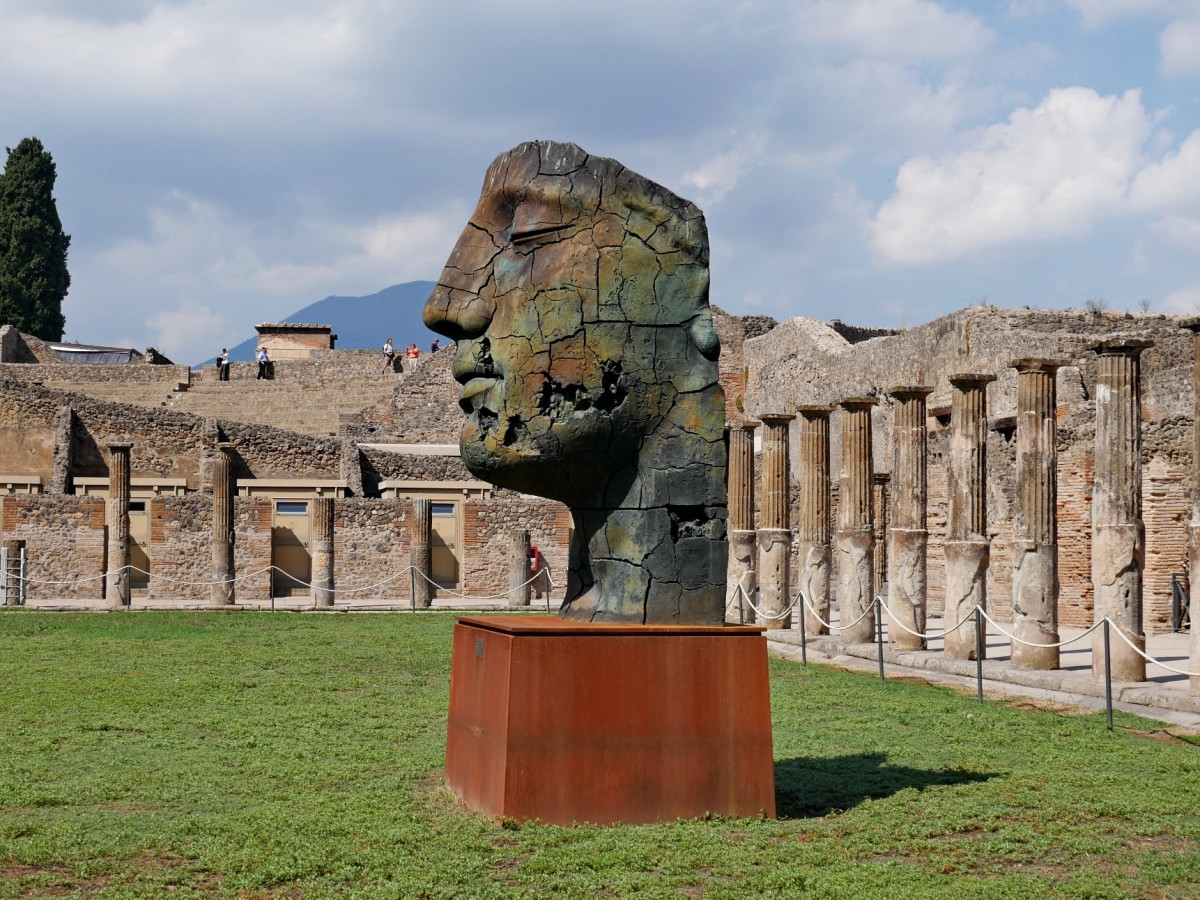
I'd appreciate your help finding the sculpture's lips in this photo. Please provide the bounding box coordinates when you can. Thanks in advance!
[459,376,499,405]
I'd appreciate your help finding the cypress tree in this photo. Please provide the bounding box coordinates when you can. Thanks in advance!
[0,137,70,341]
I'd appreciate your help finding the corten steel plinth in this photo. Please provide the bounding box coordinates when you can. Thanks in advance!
[757,414,794,630]
[1010,360,1065,669]
[1185,319,1200,694]
[1089,340,1151,683]
[509,528,531,607]
[411,498,433,608]
[944,374,996,661]
[887,387,932,650]
[797,407,832,636]
[837,398,877,643]
[726,421,759,623]
[211,442,236,606]
[445,616,776,826]
[105,441,132,609]
[311,497,335,608]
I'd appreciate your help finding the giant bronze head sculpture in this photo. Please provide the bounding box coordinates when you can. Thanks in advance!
[423,141,727,623]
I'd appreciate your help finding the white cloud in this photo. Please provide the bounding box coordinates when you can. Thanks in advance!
[794,0,993,60]
[1150,214,1200,250]
[1160,15,1200,75]
[682,135,767,205]
[1131,131,1200,208]
[148,303,234,362]
[1162,284,1200,311]
[872,87,1153,264]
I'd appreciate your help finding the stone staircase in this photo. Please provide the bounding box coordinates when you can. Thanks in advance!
[162,374,404,435]
[43,378,190,407]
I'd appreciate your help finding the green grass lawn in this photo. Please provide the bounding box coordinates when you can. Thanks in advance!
[1,612,1198,899]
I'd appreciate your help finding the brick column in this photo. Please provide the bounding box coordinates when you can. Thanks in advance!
[1088,339,1152,682]
[1184,320,1200,694]
[311,497,335,608]
[509,528,531,607]
[211,442,236,606]
[726,421,759,622]
[797,407,832,635]
[411,498,433,609]
[887,386,933,650]
[105,441,132,609]
[1010,359,1064,669]
[944,373,996,661]
[757,414,794,630]
[837,398,877,643]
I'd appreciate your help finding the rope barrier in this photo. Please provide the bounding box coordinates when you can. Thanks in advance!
[976,607,1106,649]
[873,595,985,640]
[9,562,557,603]
[1107,623,1200,678]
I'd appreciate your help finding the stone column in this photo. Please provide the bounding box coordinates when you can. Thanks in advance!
[311,497,335,608]
[105,441,133,609]
[757,414,794,630]
[1010,359,1064,669]
[509,528,531,607]
[944,374,996,661]
[797,407,832,635]
[1089,340,1152,682]
[836,398,878,643]
[411,498,433,609]
[1185,320,1200,694]
[726,421,759,622]
[872,475,890,600]
[211,442,236,606]
[887,386,933,650]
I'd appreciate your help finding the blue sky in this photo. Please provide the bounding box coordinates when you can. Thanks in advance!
[3,0,1200,362]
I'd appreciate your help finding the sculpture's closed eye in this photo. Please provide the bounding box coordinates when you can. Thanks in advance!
[510,224,568,245]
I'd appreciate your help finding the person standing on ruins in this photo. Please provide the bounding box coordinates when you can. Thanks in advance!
[406,342,420,360]
[381,337,395,373]
[217,348,230,381]
[430,337,440,353]
[256,346,270,380]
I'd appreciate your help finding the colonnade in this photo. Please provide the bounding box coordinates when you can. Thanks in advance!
[726,331,1200,690]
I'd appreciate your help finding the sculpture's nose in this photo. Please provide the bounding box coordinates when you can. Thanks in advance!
[422,220,500,340]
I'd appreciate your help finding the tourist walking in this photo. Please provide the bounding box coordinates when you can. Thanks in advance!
[430,337,440,353]
[381,337,396,373]
[256,346,270,380]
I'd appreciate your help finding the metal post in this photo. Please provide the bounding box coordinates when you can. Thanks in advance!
[798,591,808,666]
[738,583,745,625]
[410,568,416,612]
[19,547,26,605]
[1,547,7,607]
[1103,619,1114,731]
[876,595,886,682]
[975,607,984,705]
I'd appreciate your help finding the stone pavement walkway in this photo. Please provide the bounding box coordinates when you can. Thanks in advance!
[766,613,1200,729]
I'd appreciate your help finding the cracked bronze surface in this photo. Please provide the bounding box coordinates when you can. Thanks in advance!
[424,141,727,623]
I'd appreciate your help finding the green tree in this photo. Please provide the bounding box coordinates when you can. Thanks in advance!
[0,137,69,340]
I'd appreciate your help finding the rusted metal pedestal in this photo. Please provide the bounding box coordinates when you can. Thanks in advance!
[445,616,776,826]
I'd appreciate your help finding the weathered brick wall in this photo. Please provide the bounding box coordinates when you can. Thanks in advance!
[1,495,106,600]
[234,498,273,604]
[712,307,777,421]
[461,492,572,604]
[146,495,211,602]
[333,498,412,604]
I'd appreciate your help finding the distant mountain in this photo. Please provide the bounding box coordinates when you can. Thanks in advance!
[214,281,441,364]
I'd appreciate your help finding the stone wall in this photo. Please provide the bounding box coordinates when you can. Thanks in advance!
[712,307,776,421]
[1,494,106,600]
[344,346,464,443]
[146,495,211,603]
[746,306,1194,634]
[461,491,572,604]
[333,498,412,603]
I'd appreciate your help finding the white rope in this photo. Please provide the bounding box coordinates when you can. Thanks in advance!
[977,607,1107,648]
[1106,622,1200,677]
[875,595,979,640]
[12,562,556,603]
[796,590,876,632]
[727,583,801,622]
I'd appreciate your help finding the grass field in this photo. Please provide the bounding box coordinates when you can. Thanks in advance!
[1,611,1199,899]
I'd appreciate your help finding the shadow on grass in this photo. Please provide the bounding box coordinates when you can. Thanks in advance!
[775,753,1000,819]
